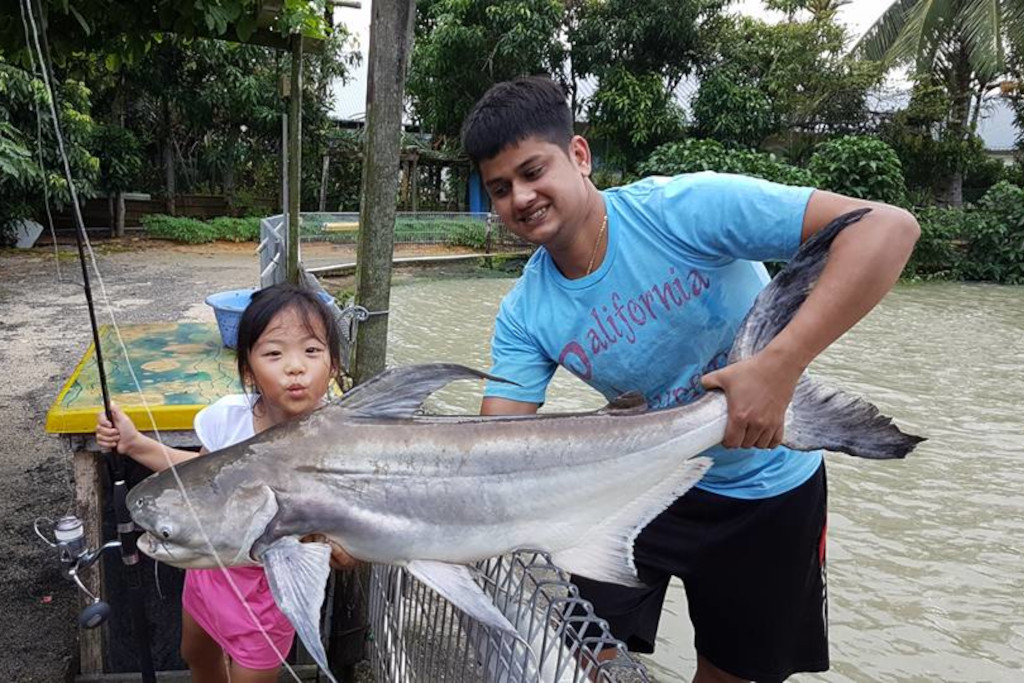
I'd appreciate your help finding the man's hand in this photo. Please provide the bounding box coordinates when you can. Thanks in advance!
[96,402,141,455]
[300,533,360,571]
[701,348,804,450]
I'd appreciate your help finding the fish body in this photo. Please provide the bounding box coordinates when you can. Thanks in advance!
[128,209,923,681]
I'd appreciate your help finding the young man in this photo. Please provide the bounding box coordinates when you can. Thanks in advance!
[462,76,919,682]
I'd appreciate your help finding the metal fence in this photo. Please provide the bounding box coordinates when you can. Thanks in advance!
[297,212,530,250]
[368,551,650,683]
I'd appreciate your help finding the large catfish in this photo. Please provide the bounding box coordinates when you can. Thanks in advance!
[128,209,923,680]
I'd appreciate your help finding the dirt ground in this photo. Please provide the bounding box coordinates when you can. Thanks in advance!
[0,237,482,682]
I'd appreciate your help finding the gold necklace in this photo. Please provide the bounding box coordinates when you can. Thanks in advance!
[585,212,608,276]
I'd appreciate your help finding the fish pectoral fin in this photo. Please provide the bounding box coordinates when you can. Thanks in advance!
[406,560,517,636]
[337,363,516,417]
[261,537,337,683]
[551,455,713,587]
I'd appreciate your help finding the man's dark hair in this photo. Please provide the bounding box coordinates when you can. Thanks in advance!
[461,76,573,164]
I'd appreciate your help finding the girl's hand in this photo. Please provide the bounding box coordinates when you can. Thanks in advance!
[301,533,360,570]
[95,403,141,455]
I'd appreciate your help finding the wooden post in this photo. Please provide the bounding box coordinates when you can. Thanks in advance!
[73,448,105,674]
[287,35,303,285]
[330,0,416,677]
[350,0,415,385]
[319,154,331,212]
[407,156,415,211]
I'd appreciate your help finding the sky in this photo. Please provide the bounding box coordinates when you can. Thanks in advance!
[328,0,1018,149]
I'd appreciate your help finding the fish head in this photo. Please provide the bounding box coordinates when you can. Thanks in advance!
[128,467,280,569]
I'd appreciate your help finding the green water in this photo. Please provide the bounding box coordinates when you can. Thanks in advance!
[385,278,1024,682]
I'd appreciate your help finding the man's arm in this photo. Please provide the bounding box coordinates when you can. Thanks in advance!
[481,396,540,416]
[702,190,920,450]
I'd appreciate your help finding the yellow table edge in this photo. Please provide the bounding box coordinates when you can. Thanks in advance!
[45,336,208,435]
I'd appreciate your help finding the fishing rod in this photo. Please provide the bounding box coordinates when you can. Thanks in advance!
[22,0,156,679]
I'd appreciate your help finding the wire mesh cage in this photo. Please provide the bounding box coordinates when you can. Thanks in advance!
[368,551,650,683]
[297,212,530,250]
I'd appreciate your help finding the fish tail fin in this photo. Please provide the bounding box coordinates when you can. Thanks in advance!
[785,377,924,459]
[729,208,925,459]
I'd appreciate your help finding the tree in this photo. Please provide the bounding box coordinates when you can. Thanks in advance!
[699,13,880,160]
[0,55,97,245]
[1,1,345,219]
[571,0,728,167]
[407,0,567,141]
[856,0,1024,205]
[691,68,774,149]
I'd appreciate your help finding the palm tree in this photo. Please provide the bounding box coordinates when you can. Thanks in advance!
[857,0,1024,205]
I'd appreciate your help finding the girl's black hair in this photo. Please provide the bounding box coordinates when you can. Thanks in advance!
[235,283,342,394]
[461,76,573,164]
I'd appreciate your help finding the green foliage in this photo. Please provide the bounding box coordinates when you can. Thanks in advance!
[572,0,727,168]
[570,0,725,91]
[962,182,1024,284]
[692,69,774,149]
[407,0,566,140]
[879,83,1001,203]
[587,68,686,168]
[637,138,819,187]
[206,216,261,241]
[1,1,331,69]
[93,124,141,194]
[0,57,98,245]
[856,0,1024,206]
[807,135,906,204]
[142,214,259,243]
[904,206,969,279]
[705,14,880,148]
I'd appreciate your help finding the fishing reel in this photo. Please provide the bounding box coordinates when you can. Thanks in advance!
[35,514,122,628]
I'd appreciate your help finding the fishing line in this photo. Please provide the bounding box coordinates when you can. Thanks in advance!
[17,2,62,284]
[20,2,301,677]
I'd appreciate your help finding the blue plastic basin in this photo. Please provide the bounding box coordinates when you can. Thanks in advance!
[205,288,334,349]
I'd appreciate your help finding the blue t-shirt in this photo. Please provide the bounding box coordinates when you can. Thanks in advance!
[484,172,823,499]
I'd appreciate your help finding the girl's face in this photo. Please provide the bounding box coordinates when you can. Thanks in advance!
[246,306,334,425]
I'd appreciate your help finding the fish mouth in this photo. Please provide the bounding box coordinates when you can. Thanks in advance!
[136,532,218,569]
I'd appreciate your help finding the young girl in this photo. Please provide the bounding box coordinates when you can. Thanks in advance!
[96,283,355,683]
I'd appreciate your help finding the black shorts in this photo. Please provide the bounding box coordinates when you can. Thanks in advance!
[572,463,828,682]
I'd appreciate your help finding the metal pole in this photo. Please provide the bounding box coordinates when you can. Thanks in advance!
[287,35,303,285]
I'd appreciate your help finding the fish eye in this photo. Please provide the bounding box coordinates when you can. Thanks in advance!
[159,526,173,539]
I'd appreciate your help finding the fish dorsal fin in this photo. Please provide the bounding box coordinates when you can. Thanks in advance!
[598,391,648,415]
[551,455,712,586]
[261,537,337,682]
[406,560,517,637]
[336,363,514,418]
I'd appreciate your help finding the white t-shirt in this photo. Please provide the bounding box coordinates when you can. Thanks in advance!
[194,394,257,451]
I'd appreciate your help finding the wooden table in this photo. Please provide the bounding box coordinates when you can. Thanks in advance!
[47,322,242,676]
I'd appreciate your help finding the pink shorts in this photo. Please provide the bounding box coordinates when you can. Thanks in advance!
[182,566,295,670]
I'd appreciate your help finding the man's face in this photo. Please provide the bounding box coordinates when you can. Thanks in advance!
[478,135,593,249]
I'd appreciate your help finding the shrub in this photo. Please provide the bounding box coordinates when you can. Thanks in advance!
[142,215,215,243]
[206,217,261,242]
[904,207,969,279]
[961,182,1024,284]
[142,215,260,244]
[638,139,818,187]
[807,135,906,205]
